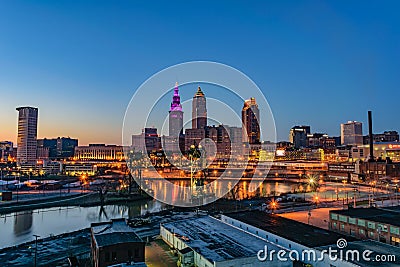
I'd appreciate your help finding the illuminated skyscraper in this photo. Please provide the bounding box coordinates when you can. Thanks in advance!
[169,82,183,137]
[192,86,207,129]
[242,97,260,144]
[289,125,310,149]
[16,106,38,163]
[341,121,363,145]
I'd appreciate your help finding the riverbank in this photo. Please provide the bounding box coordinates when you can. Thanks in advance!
[0,192,152,214]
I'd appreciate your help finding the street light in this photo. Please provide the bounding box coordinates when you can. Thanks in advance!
[188,144,201,193]
[314,195,319,207]
[269,198,278,214]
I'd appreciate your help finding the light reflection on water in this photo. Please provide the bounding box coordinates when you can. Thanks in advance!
[0,180,294,249]
[0,200,163,249]
[147,179,297,201]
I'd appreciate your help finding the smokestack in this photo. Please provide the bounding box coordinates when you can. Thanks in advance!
[368,110,374,162]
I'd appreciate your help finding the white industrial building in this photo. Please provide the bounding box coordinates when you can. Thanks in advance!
[160,215,291,267]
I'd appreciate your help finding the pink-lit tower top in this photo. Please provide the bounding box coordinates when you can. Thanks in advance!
[169,82,183,137]
[170,82,183,112]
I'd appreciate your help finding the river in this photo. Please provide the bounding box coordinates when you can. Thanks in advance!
[0,180,297,248]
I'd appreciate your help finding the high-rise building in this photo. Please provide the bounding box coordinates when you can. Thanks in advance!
[192,86,207,129]
[242,97,260,144]
[341,121,363,145]
[184,128,206,151]
[184,125,241,157]
[169,82,183,137]
[37,137,78,159]
[289,126,310,149]
[16,106,38,163]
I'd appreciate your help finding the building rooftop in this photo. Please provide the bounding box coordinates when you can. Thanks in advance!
[91,218,143,248]
[16,106,38,111]
[317,240,400,267]
[380,205,400,213]
[162,215,284,263]
[194,86,205,97]
[225,210,355,248]
[331,207,400,227]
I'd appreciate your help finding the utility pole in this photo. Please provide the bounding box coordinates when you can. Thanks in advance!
[33,234,40,267]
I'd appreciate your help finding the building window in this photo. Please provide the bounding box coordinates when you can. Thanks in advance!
[390,226,400,235]
[369,231,374,238]
[333,222,337,229]
[341,224,345,231]
[348,217,356,225]
[367,222,376,229]
[358,219,366,227]
[391,237,400,247]
[359,229,365,235]
[378,224,388,232]
[331,214,338,220]
[339,215,347,223]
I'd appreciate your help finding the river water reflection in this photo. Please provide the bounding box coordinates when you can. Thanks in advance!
[0,199,163,249]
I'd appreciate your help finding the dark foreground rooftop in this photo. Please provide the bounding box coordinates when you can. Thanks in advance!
[91,218,143,248]
[317,240,400,267]
[225,210,356,248]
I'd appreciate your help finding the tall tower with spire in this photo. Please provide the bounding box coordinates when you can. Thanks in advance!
[169,82,184,137]
[192,86,207,129]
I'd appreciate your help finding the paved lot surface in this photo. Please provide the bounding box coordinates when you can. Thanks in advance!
[279,207,341,229]
[145,239,178,267]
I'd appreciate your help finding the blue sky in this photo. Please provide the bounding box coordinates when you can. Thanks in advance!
[1,1,399,145]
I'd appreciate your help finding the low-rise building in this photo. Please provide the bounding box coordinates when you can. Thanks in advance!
[161,215,291,267]
[358,160,400,180]
[74,144,125,161]
[329,207,400,247]
[64,162,97,176]
[19,160,62,175]
[0,141,13,161]
[364,131,399,144]
[91,219,145,267]
[351,142,400,162]
[222,211,364,267]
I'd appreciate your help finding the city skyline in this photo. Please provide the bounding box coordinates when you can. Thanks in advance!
[2,2,400,266]
[4,99,400,147]
[1,1,400,145]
